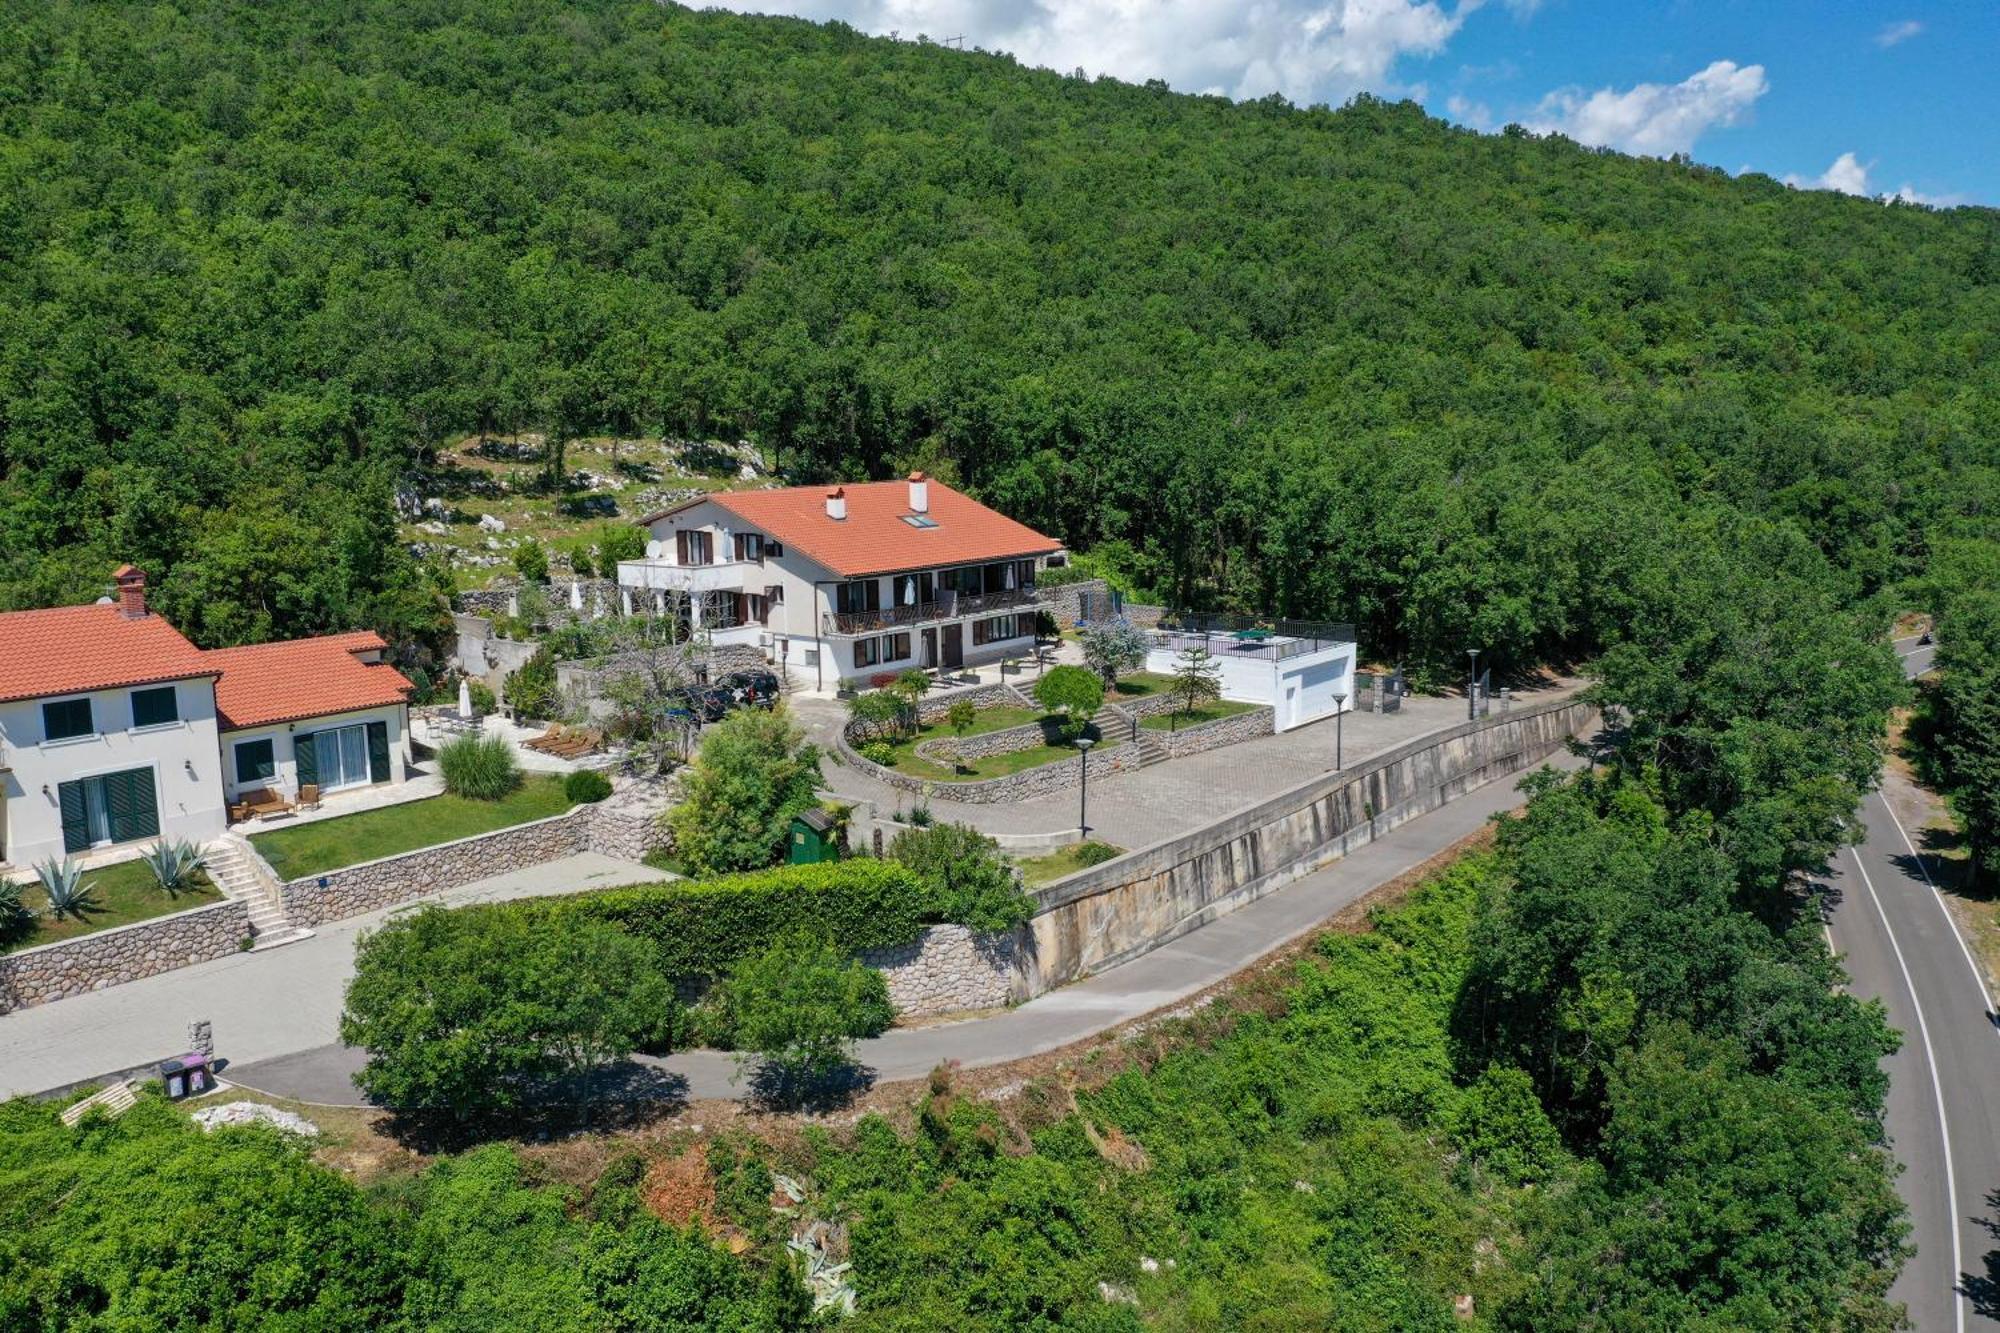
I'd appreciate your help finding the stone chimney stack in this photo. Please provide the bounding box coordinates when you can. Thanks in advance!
[113,564,148,619]
[825,486,847,521]
[907,471,930,514]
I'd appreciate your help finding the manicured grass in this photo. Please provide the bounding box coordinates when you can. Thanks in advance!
[3,858,221,954]
[251,775,574,879]
[1112,671,1178,697]
[1015,841,1126,887]
[875,707,1117,782]
[1140,699,1260,731]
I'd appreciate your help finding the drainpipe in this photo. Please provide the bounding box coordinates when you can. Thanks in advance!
[813,579,828,691]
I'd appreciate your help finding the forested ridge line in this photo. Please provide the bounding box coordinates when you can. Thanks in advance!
[1,0,1995,676]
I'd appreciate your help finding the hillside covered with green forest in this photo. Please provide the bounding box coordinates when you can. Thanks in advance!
[1,0,1995,675]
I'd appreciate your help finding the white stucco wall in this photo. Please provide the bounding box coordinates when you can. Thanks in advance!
[221,704,411,801]
[0,677,228,867]
[1144,641,1356,733]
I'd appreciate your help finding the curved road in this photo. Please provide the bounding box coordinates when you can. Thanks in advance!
[1822,633,1999,1331]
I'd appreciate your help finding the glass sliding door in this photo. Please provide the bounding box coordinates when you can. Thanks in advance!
[318,724,371,791]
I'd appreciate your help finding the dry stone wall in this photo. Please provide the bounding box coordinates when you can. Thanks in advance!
[863,924,1032,1017]
[1157,706,1275,758]
[0,899,251,1014]
[840,731,1148,806]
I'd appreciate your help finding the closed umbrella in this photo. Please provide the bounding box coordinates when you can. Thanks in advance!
[569,579,583,611]
[458,677,473,719]
[1005,564,1017,590]
[904,577,916,606]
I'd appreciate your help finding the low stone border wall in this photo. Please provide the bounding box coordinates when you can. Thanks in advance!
[915,682,1032,722]
[0,898,252,1014]
[863,924,1032,1017]
[840,730,1149,805]
[1021,696,1598,993]
[1155,705,1275,758]
[913,716,1064,764]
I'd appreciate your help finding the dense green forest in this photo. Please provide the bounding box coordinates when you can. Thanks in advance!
[1,0,1995,673]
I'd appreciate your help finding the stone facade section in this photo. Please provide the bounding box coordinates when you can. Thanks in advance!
[913,717,1061,764]
[280,810,589,928]
[863,923,1030,1017]
[0,899,252,1014]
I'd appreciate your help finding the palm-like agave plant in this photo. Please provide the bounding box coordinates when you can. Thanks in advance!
[34,857,100,921]
[0,877,29,937]
[142,839,207,894]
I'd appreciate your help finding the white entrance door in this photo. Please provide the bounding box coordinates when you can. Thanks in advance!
[319,724,371,791]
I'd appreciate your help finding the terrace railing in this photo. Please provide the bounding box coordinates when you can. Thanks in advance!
[822,585,1039,636]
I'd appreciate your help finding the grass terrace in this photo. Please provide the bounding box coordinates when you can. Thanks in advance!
[868,706,1118,782]
[1140,698,1261,731]
[1111,671,1178,698]
[1015,841,1125,888]
[251,775,575,879]
[3,859,222,954]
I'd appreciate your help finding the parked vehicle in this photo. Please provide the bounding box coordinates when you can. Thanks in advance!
[666,685,733,723]
[721,669,782,709]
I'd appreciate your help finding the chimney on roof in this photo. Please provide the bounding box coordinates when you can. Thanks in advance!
[113,564,148,619]
[907,471,930,514]
[825,486,847,521]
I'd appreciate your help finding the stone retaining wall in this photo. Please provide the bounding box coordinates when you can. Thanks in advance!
[1156,705,1276,758]
[863,924,1032,1017]
[914,682,1031,722]
[0,898,252,1013]
[1021,696,1597,993]
[840,730,1148,806]
[913,716,1063,764]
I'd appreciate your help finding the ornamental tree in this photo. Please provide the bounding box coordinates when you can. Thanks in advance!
[1032,664,1104,740]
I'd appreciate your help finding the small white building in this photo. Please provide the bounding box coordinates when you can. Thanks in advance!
[0,567,414,869]
[1144,622,1357,733]
[617,473,1061,691]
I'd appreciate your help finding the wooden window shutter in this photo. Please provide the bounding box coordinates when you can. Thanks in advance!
[58,780,88,854]
[294,732,318,788]
[367,721,391,783]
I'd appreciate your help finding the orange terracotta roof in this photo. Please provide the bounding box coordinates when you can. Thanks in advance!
[653,478,1059,578]
[0,604,216,704]
[204,632,411,731]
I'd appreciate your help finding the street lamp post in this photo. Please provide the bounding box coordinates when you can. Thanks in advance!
[1331,691,1347,769]
[1466,648,1481,722]
[1075,736,1096,837]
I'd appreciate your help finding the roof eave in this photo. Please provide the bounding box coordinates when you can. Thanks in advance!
[0,667,220,707]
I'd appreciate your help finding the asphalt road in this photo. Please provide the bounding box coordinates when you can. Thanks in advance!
[1823,633,1999,1331]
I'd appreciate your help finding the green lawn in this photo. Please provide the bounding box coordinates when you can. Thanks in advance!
[1140,699,1260,731]
[1015,842,1125,887]
[1112,671,1178,698]
[871,707,1117,782]
[3,858,222,954]
[251,775,575,879]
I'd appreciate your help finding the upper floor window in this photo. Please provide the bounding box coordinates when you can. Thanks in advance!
[732,532,764,562]
[42,696,94,742]
[676,530,714,566]
[835,580,881,615]
[131,686,179,729]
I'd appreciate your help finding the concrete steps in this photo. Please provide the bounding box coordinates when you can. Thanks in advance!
[1088,701,1166,768]
[204,838,311,950]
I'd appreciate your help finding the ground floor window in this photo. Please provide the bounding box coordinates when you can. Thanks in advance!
[58,767,158,853]
[297,721,391,793]
[235,737,276,786]
[972,614,1023,646]
[884,631,912,662]
[852,637,881,670]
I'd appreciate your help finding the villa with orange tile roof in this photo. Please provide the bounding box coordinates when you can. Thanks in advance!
[620,474,1062,690]
[0,567,412,868]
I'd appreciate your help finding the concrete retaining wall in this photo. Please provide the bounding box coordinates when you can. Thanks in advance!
[1021,696,1596,992]
[0,898,252,1013]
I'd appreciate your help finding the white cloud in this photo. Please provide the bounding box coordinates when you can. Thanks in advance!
[1887,183,1966,208]
[1784,150,1872,196]
[1527,59,1767,156]
[1874,20,1923,48]
[716,0,1481,105]
[1445,94,1493,129]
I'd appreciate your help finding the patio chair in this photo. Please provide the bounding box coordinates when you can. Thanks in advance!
[298,783,321,811]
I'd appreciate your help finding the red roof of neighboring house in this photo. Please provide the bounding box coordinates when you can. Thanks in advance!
[648,478,1059,578]
[205,631,412,731]
[0,604,217,704]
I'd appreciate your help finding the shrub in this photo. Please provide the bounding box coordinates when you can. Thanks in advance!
[467,679,498,714]
[561,859,930,982]
[1077,617,1150,686]
[858,739,897,767]
[595,522,646,574]
[341,903,676,1118]
[890,822,1035,931]
[846,688,913,743]
[512,537,549,584]
[1073,840,1122,869]
[34,857,99,920]
[142,839,208,893]
[726,930,895,1104]
[0,878,29,939]
[1032,664,1104,739]
[506,645,560,720]
[437,733,521,800]
[668,707,821,874]
[563,768,613,803]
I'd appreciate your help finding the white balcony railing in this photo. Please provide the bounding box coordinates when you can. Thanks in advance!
[616,558,760,595]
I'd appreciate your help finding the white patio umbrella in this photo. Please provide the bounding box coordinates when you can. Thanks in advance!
[903,577,916,606]
[458,677,473,719]
[1005,564,1017,590]
[569,579,583,611]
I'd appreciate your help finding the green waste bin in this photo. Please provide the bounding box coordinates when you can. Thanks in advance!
[788,808,840,865]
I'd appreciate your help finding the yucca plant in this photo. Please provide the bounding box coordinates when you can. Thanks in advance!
[143,839,208,894]
[0,877,29,938]
[34,857,100,921]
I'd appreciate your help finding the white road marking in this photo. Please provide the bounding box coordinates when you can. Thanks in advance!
[1876,789,2000,1031]
[1851,842,1966,1333]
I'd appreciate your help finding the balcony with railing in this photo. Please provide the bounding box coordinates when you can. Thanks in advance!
[821,585,1040,637]
[616,558,761,595]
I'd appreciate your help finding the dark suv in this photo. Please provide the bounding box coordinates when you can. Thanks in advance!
[665,684,733,723]
[721,669,782,709]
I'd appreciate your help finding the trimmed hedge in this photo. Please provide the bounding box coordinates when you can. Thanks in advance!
[555,860,931,981]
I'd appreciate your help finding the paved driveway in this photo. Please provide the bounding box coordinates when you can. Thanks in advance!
[0,852,661,1100]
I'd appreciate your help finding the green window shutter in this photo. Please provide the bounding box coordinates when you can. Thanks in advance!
[105,768,159,843]
[294,732,317,787]
[57,780,89,854]
[131,687,178,728]
[366,720,390,783]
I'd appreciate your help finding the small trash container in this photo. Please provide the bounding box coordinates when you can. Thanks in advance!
[788,808,840,865]
[159,1053,212,1101]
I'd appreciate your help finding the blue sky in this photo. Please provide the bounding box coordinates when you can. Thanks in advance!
[720,1,1997,207]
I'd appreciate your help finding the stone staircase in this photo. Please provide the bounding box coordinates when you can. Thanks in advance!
[204,837,311,950]
[1090,702,1166,769]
